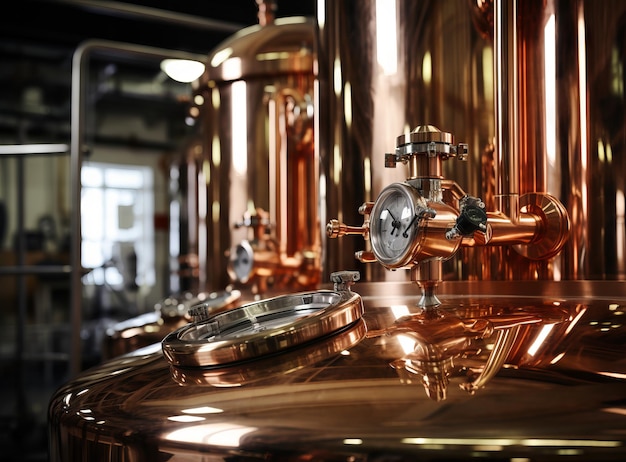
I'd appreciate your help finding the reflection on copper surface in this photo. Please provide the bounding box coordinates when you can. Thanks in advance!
[165,422,257,447]
[366,301,571,401]
[49,281,626,461]
[319,0,626,282]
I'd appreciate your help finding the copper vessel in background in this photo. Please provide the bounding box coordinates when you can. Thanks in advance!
[111,2,319,360]
[102,289,240,360]
[180,8,320,296]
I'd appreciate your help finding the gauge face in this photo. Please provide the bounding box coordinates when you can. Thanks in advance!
[370,183,421,268]
[229,240,254,283]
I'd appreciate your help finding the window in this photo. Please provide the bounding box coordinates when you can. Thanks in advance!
[81,162,155,290]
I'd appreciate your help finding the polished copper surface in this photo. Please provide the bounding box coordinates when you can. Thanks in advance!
[178,16,320,295]
[319,0,626,282]
[204,17,315,82]
[49,0,626,459]
[50,281,626,461]
[318,0,496,283]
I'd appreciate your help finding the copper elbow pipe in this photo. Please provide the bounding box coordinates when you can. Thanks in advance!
[443,180,569,259]
[460,193,569,261]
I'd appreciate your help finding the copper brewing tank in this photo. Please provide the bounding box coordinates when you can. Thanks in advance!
[318,0,626,282]
[49,280,626,460]
[109,6,318,361]
[175,13,320,295]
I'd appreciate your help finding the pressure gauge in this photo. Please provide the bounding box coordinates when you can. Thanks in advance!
[369,183,430,269]
[228,240,254,283]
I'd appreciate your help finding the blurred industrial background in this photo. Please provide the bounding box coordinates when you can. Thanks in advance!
[0,1,315,460]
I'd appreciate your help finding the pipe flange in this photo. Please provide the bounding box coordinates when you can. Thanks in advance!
[513,193,570,260]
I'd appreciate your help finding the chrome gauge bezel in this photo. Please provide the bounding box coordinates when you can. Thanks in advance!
[369,182,423,269]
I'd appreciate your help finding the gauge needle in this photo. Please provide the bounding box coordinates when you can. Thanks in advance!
[402,214,419,238]
[384,209,402,236]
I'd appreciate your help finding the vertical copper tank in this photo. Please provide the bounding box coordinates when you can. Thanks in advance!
[179,13,319,295]
[484,0,626,280]
[317,0,626,283]
[317,0,495,282]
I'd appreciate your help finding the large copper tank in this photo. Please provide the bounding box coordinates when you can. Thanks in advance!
[173,14,320,295]
[49,280,626,460]
[319,0,626,282]
[107,5,319,361]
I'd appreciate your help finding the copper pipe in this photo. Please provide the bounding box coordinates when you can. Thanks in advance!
[483,211,539,245]
[494,0,520,222]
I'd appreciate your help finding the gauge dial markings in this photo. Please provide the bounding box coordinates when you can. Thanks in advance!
[370,183,424,267]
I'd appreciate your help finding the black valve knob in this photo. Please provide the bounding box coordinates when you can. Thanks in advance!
[455,205,488,235]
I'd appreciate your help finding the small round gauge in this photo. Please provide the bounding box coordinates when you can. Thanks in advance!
[228,240,254,283]
[369,183,422,268]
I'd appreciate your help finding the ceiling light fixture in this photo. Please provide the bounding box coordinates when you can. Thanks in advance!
[160,59,206,83]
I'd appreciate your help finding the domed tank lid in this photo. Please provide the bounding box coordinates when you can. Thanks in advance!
[203,16,315,83]
[162,271,363,368]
